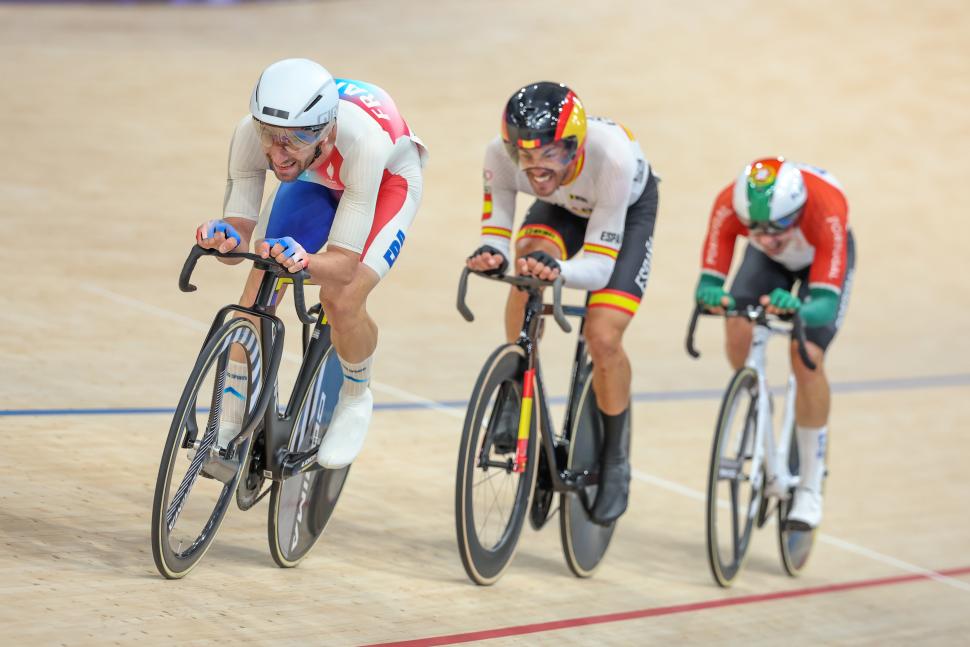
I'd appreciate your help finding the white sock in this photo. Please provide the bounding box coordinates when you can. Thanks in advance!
[796,425,827,493]
[221,359,249,427]
[338,355,372,398]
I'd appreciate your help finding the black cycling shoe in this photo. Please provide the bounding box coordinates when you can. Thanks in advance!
[489,384,519,454]
[591,409,631,526]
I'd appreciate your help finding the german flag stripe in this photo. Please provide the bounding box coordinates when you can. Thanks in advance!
[516,225,567,258]
[588,290,640,315]
[583,243,619,259]
[482,226,512,238]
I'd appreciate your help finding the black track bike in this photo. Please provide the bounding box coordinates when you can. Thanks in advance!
[150,245,351,579]
[454,269,625,585]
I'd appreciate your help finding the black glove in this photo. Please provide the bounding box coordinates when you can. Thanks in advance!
[468,244,509,276]
[521,250,561,275]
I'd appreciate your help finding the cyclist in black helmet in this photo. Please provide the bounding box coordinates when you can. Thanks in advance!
[467,81,659,525]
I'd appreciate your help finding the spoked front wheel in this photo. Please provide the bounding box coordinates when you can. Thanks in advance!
[560,362,617,577]
[455,344,538,585]
[778,431,818,576]
[706,367,762,587]
[151,317,261,579]
[268,346,350,568]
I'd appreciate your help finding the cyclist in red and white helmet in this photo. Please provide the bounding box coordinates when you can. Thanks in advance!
[467,81,660,525]
[696,157,856,530]
[195,58,427,470]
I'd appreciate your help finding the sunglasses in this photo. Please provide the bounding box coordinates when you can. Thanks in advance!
[748,208,802,234]
[253,118,333,153]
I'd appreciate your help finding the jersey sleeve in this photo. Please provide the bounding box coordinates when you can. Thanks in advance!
[801,183,849,293]
[557,151,632,291]
[700,184,747,280]
[479,138,518,258]
[223,115,269,222]
[327,134,393,254]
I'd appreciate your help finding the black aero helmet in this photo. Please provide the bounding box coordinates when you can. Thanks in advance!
[501,82,587,162]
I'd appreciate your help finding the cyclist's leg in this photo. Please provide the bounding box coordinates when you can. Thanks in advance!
[726,246,794,370]
[504,202,585,341]
[587,172,657,524]
[316,167,423,468]
[788,231,856,528]
[219,180,338,446]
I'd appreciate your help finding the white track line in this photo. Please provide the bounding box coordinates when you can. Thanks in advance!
[82,281,969,592]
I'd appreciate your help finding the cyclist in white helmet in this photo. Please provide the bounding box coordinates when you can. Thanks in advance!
[195,58,427,469]
[695,157,856,529]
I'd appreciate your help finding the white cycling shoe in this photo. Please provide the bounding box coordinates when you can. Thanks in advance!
[787,487,823,530]
[316,389,373,469]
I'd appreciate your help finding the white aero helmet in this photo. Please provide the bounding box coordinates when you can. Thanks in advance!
[732,157,807,232]
[250,58,339,129]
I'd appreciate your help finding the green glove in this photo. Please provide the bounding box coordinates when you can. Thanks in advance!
[800,287,840,327]
[696,274,735,310]
[768,288,801,312]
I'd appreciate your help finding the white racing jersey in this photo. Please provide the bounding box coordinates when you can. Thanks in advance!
[223,78,428,255]
[479,117,650,290]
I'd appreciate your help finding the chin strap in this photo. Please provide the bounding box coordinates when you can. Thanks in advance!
[305,142,324,170]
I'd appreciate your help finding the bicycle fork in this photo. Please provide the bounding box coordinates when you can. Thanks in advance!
[514,368,536,473]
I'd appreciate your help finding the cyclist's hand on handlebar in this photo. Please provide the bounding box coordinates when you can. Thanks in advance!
[196,220,242,254]
[516,250,561,282]
[696,285,735,314]
[259,236,310,273]
[466,245,508,276]
[762,288,801,316]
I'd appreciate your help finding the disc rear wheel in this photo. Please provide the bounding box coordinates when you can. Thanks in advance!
[268,346,350,568]
[560,363,617,577]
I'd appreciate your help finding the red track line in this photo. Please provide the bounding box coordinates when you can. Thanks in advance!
[363,566,970,647]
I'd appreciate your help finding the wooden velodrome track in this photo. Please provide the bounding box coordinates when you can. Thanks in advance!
[1,0,969,644]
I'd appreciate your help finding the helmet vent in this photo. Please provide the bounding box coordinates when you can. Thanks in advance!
[303,95,323,113]
[262,106,290,119]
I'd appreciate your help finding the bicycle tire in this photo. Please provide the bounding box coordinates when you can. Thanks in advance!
[560,362,617,577]
[151,317,261,579]
[268,345,350,568]
[706,366,762,587]
[455,344,538,585]
[778,427,818,576]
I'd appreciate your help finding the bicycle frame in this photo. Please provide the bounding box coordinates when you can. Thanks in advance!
[458,269,597,495]
[746,324,799,500]
[179,246,335,483]
[687,302,815,503]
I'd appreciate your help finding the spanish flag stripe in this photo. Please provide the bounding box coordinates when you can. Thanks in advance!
[593,288,641,303]
[515,369,535,473]
[588,291,640,315]
[482,226,512,238]
[583,243,619,259]
[517,225,567,258]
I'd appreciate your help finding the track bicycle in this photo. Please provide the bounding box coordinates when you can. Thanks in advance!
[150,245,350,579]
[686,299,820,587]
[454,268,626,585]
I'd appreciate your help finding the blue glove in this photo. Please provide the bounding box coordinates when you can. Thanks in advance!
[262,236,309,272]
[197,219,242,251]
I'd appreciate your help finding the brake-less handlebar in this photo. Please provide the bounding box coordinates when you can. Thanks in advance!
[457,267,572,333]
[178,245,316,325]
[685,299,817,371]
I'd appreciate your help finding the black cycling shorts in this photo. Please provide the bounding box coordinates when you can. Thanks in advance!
[517,173,659,316]
[729,231,856,350]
